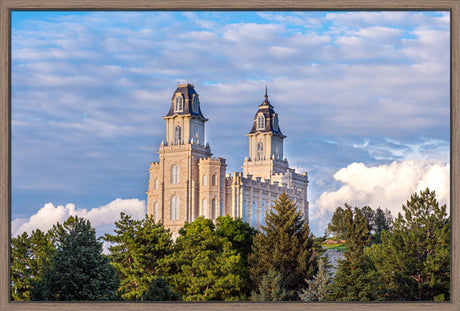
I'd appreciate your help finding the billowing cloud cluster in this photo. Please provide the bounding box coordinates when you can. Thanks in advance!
[310,160,449,234]
[12,198,146,237]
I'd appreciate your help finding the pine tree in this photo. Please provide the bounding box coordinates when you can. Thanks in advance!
[30,216,119,301]
[10,229,55,301]
[142,276,181,301]
[159,217,247,301]
[327,206,383,301]
[250,269,291,301]
[102,213,174,300]
[373,207,392,244]
[371,188,450,301]
[248,192,319,300]
[299,257,331,301]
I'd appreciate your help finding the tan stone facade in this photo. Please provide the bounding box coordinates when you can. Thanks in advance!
[147,84,308,235]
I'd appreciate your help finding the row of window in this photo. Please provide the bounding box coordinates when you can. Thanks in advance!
[153,165,222,186]
[174,95,199,113]
[153,196,222,221]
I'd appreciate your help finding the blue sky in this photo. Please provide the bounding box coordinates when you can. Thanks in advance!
[11,11,450,237]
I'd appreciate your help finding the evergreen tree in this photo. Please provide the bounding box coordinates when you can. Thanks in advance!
[250,269,291,301]
[371,188,450,301]
[142,276,181,301]
[10,229,55,301]
[102,213,174,300]
[373,207,392,244]
[30,216,119,301]
[327,206,383,301]
[159,217,247,301]
[299,257,331,301]
[248,192,319,300]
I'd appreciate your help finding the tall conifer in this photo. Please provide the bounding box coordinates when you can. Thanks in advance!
[371,188,450,301]
[102,213,174,300]
[248,192,318,300]
[31,216,119,301]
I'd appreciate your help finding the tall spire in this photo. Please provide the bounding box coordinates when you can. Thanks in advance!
[261,84,272,107]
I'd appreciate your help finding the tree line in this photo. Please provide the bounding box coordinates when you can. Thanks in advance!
[10,188,450,301]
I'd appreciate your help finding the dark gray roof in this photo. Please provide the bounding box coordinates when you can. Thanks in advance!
[248,89,284,136]
[164,84,207,120]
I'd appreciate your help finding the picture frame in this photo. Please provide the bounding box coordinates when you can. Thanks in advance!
[1,1,458,310]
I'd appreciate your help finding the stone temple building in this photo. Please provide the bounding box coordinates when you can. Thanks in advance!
[146,84,308,234]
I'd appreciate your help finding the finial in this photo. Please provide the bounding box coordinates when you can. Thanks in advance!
[265,85,268,101]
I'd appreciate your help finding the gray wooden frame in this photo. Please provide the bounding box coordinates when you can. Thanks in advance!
[1,1,458,310]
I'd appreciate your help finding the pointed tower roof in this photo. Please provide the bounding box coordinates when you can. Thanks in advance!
[248,87,284,136]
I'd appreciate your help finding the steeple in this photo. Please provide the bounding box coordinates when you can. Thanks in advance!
[248,87,283,135]
[243,87,289,179]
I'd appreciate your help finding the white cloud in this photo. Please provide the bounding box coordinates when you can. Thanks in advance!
[12,198,146,237]
[310,160,450,233]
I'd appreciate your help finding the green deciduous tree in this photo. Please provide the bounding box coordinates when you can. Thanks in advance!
[248,192,319,300]
[102,213,174,301]
[159,217,247,301]
[370,188,450,301]
[10,229,55,301]
[30,216,119,301]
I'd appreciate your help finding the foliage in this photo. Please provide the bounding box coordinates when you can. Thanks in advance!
[327,206,384,301]
[373,207,393,244]
[10,229,55,301]
[215,215,257,265]
[30,216,119,301]
[248,192,319,300]
[142,276,181,301]
[102,213,174,301]
[250,269,292,301]
[326,205,349,239]
[299,257,331,301]
[370,188,450,301]
[159,217,247,301]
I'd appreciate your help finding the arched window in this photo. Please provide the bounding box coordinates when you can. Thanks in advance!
[202,175,207,186]
[170,195,179,220]
[211,198,216,219]
[175,126,181,145]
[154,179,159,190]
[261,201,265,226]
[272,113,278,130]
[193,96,199,112]
[252,199,256,227]
[257,142,264,160]
[194,126,199,143]
[212,174,216,186]
[171,165,179,183]
[154,202,159,222]
[257,114,265,129]
[220,200,224,217]
[201,198,207,216]
[175,96,183,112]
